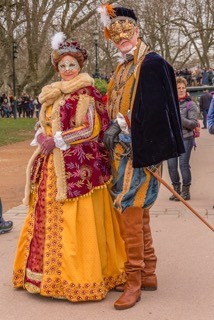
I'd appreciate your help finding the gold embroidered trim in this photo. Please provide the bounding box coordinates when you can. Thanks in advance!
[130,41,149,114]
[48,93,66,201]
[24,282,40,294]
[108,40,149,121]
[134,169,151,207]
[58,177,112,202]
[109,62,134,120]
[22,146,41,206]
[43,158,64,277]
[114,160,134,212]
[120,69,135,116]
[13,187,38,287]
[26,268,42,282]
[20,273,126,302]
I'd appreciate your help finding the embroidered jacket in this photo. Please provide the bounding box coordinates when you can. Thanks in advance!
[30,83,111,201]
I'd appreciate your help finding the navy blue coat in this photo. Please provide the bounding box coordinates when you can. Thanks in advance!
[131,52,185,167]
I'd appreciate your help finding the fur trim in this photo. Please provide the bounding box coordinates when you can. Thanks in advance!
[51,32,66,50]
[22,146,41,206]
[75,94,91,127]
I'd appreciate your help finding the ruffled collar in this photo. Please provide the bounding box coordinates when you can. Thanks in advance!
[114,46,137,64]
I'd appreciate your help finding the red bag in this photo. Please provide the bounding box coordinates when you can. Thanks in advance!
[193,121,200,138]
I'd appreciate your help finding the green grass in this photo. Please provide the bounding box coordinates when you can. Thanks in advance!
[0,118,37,146]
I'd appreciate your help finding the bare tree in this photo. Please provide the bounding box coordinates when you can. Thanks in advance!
[0,0,118,95]
[0,0,213,96]
[171,0,214,68]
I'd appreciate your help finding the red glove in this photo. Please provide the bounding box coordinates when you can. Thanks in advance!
[40,136,55,155]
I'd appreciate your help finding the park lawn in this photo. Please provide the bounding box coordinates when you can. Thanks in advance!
[0,118,37,146]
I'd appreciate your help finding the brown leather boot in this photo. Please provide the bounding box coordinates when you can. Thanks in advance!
[114,207,144,310]
[115,208,157,292]
[141,208,157,290]
[115,273,157,292]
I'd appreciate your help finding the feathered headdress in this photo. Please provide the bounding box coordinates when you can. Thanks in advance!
[51,32,66,50]
[97,3,117,39]
[50,32,88,70]
[97,3,116,28]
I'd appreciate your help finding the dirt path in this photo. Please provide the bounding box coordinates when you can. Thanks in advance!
[0,140,33,212]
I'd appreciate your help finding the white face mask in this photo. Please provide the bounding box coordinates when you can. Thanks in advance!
[58,59,80,71]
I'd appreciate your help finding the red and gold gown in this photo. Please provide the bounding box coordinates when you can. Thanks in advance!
[13,74,126,302]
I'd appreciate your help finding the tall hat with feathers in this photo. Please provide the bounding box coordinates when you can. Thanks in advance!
[51,32,88,70]
[97,3,137,39]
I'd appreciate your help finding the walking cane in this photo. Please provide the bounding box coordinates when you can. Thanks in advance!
[147,165,214,232]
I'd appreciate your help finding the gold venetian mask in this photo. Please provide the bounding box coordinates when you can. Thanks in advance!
[108,19,136,44]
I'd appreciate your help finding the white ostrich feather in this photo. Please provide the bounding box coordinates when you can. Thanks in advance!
[51,32,66,50]
[97,6,111,28]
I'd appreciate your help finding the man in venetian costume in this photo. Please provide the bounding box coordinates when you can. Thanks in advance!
[97,3,185,310]
[13,32,126,302]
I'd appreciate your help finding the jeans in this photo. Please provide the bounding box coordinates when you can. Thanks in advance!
[202,109,208,128]
[167,137,194,186]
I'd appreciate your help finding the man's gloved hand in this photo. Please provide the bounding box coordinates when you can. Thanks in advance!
[41,137,55,155]
[103,121,121,150]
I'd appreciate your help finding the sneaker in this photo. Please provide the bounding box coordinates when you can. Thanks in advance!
[0,219,13,234]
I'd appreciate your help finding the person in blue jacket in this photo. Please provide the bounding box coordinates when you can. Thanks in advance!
[207,94,214,209]
[207,95,214,134]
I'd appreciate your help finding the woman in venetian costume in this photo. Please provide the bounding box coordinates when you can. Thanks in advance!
[13,32,126,302]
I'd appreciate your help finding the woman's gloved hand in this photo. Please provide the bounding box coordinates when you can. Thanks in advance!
[41,137,55,155]
[37,133,46,145]
[103,121,121,150]
[37,133,55,155]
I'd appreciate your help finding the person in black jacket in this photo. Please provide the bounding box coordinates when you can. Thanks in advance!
[98,3,184,310]
[21,93,30,118]
[199,89,212,129]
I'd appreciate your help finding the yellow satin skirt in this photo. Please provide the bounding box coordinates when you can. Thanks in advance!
[13,156,126,302]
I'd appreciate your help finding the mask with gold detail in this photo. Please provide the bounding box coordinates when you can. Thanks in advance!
[108,19,136,44]
[97,3,138,42]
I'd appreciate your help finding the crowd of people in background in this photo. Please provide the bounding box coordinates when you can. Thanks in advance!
[0,66,213,120]
[175,67,214,87]
[0,93,41,119]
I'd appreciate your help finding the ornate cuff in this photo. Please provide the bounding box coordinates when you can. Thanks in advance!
[54,131,70,151]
